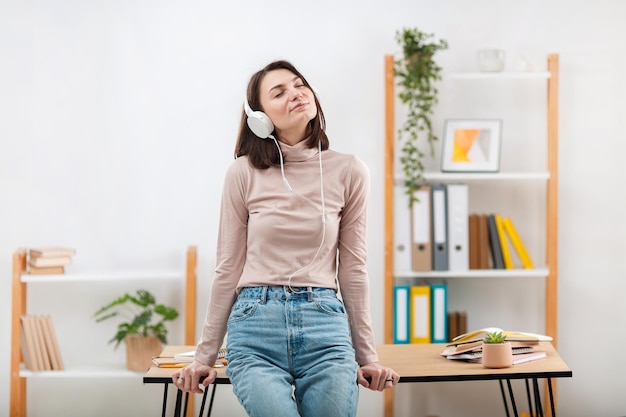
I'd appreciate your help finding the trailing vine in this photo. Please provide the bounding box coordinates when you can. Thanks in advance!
[394,28,448,206]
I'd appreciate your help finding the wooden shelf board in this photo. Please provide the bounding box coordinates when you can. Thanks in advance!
[19,364,143,378]
[394,172,549,183]
[21,271,182,283]
[394,268,549,279]
[445,72,551,80]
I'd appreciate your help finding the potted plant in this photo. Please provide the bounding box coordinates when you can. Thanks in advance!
[394,27,449,206]
[481,331,513,368]
[94,289,179,371]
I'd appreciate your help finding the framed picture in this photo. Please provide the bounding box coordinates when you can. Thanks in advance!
[441,119,502,172]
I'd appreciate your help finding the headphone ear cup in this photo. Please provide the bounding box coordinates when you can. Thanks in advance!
[246,111,274,139]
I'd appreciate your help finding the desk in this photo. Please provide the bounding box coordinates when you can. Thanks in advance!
[144,343,572,417]
[378,343,571,417]
[144,345,226,417]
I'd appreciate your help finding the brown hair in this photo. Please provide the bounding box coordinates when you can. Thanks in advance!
[234,60,329,169]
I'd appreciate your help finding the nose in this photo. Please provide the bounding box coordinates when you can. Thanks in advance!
[289,88,303,100]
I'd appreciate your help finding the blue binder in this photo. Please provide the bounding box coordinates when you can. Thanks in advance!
[430,283,448,344]
[393,285,410,344]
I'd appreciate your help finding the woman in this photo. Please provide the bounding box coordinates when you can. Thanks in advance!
[173,60,399,417]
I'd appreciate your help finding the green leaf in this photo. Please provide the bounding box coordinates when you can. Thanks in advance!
[394,27,448,207]
[154,304,179,321]
[94,289,179,349]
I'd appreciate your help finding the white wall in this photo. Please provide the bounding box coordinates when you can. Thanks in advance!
[2,0,625,416]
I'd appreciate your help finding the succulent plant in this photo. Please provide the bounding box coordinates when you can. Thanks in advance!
[483,331,507,344]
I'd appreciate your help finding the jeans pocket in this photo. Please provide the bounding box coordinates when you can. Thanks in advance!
[313,295,347,317]
[228,299,259,323]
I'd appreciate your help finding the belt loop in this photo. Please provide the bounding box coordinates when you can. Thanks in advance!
[307,286,314,302]
[260,286,268,304]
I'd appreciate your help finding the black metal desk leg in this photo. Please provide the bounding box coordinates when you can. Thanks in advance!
[206,384,217,417]
[532,378,544,417]
[198,384,218,417]
[162,383,169,417]
[499,380,511,417]
[506,379,519,417]
[182,392,190,417]
[547,378,556,417]
[174,389,183,417]
[524,379,534,414]
[198,386,210,416]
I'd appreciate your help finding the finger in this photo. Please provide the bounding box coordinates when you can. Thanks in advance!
[373,374,391,391]
[202,372,216,387]
[190,379,204,394]
[171,370,181,385]
[383,374,399,388]
[356,376,369,387]
[175,375,186,390]
[356,372,370,387]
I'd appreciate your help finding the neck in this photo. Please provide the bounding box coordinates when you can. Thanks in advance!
[276,126,308,146]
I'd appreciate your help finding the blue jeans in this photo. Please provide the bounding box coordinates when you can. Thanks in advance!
[226,286,359,417]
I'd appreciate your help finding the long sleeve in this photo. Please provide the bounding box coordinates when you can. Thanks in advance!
[336,157,379,366]
[194,161,249,365]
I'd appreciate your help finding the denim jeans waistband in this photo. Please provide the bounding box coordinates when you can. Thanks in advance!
[238,286,336,303]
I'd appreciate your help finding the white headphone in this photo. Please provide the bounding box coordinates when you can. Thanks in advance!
[243,99,274,139]
[243,86,318,139]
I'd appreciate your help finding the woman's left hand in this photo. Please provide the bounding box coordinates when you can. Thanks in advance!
[357,362,400,391]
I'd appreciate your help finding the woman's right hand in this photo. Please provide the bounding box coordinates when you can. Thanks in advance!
[171,360,217,394]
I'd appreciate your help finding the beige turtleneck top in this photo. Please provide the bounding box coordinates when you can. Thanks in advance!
[195,140,378,367]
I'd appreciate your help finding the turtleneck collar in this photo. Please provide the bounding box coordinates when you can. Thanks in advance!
[278,138,319,162]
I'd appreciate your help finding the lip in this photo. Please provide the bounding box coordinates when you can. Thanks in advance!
[290,102,308,112]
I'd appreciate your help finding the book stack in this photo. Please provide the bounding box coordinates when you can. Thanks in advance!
[28,247,76,274]
[447,311,468,343]
[20,314,64,371]
[151,347,227,368]
[395,183,534,273]
[440,327,551,365]
[469,214,533,270]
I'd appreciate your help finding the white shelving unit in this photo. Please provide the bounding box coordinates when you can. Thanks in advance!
[445,71,551,80]
[382,55,559,417]
[393,268,549,280]
[19,365,140,379]
[418,171,550,181]
[20,270,182,283]
[9,246,198,417]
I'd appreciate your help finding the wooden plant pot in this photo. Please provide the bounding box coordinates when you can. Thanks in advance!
[125,335,163,372]
[482,342,513,369]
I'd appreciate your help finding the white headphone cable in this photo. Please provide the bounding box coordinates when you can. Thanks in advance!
[267,136,326,291]
[268,134,293,193]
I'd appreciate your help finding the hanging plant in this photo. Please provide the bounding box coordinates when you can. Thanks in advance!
[394,27,448,206]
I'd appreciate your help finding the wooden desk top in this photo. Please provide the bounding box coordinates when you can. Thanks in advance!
[144,343,572,385]
[144,345,229,384]
[376,342,572,383]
